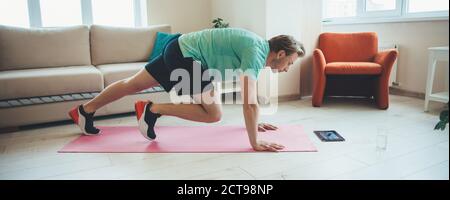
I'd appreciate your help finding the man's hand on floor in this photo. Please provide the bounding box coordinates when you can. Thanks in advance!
[252,140,285,152]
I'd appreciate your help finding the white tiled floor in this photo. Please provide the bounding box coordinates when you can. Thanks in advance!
[0,95,448,180]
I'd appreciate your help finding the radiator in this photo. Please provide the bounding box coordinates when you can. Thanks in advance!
[379,43,399,87]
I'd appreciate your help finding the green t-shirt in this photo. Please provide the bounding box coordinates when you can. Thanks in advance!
[178,28,270,80]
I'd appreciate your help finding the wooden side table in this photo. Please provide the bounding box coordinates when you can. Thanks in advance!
[425,47,449,112]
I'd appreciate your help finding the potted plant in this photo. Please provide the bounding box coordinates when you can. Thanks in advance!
[212,18,229,28]
[435,103,449,131]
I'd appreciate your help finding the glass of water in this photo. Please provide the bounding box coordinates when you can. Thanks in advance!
[376,127,389,151]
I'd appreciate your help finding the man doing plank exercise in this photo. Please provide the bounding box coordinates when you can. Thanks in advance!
[69,28,305,152]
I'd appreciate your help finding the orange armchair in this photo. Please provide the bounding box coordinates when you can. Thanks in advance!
[312,32,398,109]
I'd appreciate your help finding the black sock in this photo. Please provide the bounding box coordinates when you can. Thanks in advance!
[145,102,161,139]
[79,105,100,134]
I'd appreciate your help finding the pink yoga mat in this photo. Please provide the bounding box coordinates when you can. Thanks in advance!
[59,125,317,153]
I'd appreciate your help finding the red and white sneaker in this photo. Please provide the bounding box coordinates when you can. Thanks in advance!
[68,105,100,135]
[135,101,161,140]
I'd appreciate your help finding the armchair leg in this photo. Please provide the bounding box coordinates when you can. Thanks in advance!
[312,78,326,107]
[377,98,389,110]
[376,79,390,110]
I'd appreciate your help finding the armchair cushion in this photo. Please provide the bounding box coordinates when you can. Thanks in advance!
[325,62,382,75]
[319,32,378,63]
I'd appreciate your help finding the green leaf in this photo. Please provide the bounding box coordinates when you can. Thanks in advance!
[435,121,447,131]
[212,18,230,29]
[440,110,448,122]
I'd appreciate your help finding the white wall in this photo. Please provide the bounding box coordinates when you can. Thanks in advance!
[147,0,211,33]
[265,0,323,97]
[211,0,267,37]
[294,0,323,97]
[265,0,302,98]
[324,20,449,95]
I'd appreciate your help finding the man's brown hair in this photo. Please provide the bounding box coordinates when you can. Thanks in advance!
[269,35,305,57]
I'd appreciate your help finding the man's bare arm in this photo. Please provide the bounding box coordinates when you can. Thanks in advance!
[240,75,284,152]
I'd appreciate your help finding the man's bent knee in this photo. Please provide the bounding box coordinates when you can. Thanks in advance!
[205,107,222,123]
[209,112,222,123]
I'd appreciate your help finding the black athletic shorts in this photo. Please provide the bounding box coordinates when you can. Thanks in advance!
[145,35,214,96]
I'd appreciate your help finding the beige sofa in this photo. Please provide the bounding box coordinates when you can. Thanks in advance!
[0,24,174,128]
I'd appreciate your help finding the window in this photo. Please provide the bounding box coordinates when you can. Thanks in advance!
[92,0,134,27]
[0,0,147,28]
[408,0,449,13]
[324,0,357,18]
[361,0,402,18]
[0,0,29,27]
[323,0,449,24]
[41,0,82,27]
[366,0,396,12]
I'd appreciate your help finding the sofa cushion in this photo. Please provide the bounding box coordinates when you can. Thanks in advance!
[90,25,171,66]
[0,25,91,71]
[325,62,382,75]
[148,32,182,61]
[96,62,147,86]
[0,66,104,100]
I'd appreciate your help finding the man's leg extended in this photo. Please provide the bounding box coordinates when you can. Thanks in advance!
[83,68,160,113]
[69,68,159,135]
